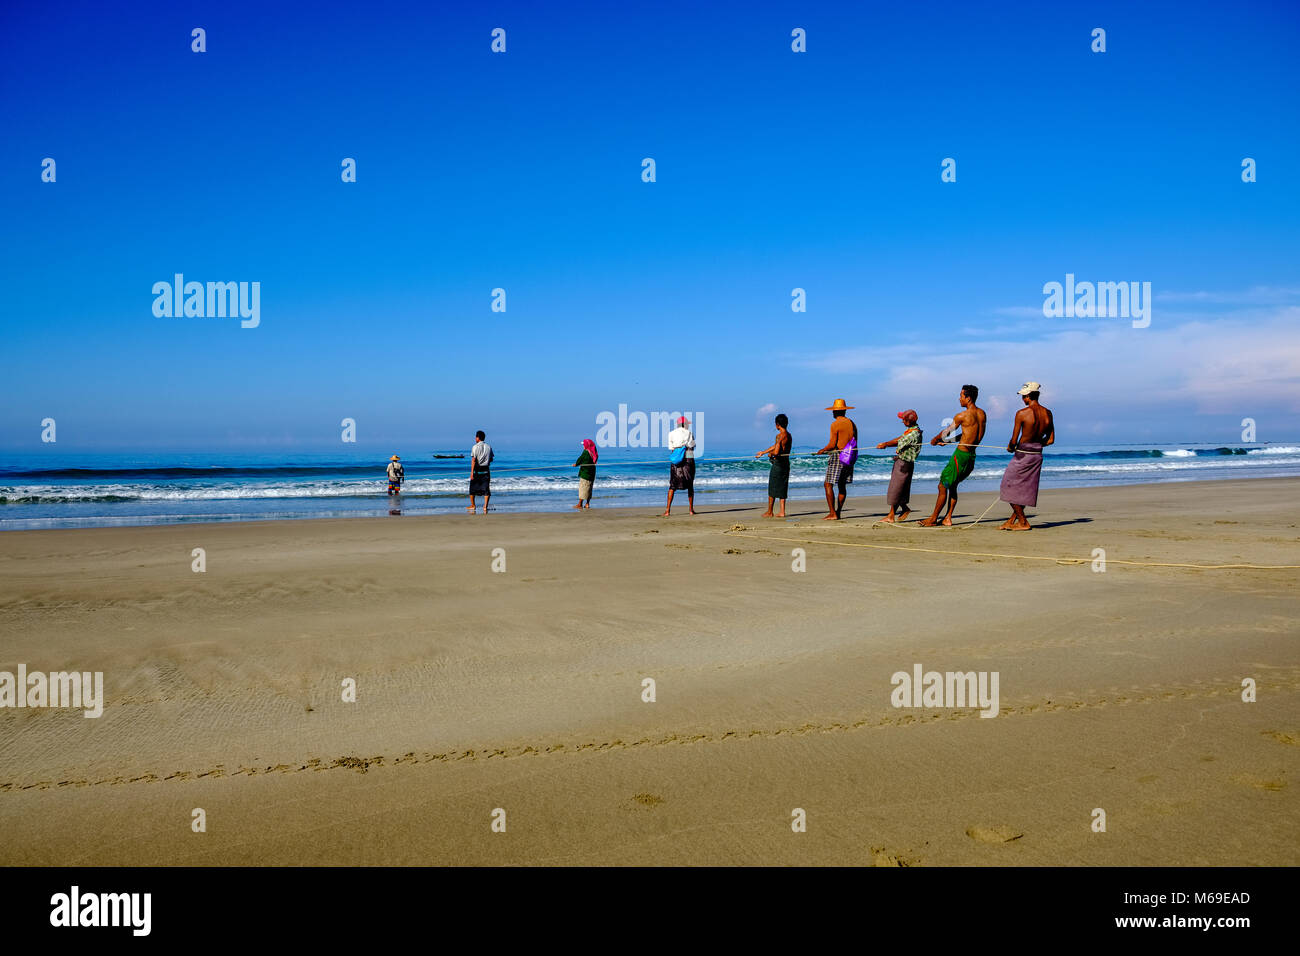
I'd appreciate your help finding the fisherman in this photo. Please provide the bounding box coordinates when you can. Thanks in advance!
[662,415,697,516]
[386,455,404,496]
[999,382,1054,530]
[469,431,493,514]
[920,385,985,527]
[815,399,858,520]
[755,412,793,518]
[876,410,923,522]
[574,438,598,509]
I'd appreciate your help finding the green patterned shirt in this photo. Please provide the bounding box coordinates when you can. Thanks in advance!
[896,426,922,463]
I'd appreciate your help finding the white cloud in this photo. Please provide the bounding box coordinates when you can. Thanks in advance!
[794,307,1300,417]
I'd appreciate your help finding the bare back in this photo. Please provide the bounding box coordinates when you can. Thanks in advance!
[1014,403,1054,445]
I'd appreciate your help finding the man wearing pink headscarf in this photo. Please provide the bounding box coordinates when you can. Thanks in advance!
[574,438,598,509]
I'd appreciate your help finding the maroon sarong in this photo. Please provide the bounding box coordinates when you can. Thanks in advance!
[886,459,914,510]
[999,442,1043,507]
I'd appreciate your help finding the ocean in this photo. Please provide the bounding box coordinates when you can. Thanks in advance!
[2,443,1298,530]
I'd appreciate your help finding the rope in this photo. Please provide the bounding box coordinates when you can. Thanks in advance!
[963,496,1004,528]
[438,448,1033,474]
[406,440,1284,475]
[723,530,1300,571]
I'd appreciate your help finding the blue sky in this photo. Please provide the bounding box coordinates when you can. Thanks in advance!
[1,0,1297,453]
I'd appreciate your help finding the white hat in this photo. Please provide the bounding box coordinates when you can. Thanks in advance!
[1017,382,1042,396]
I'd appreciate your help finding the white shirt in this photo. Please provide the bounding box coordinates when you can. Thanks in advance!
[471,441,493,468]
[667,427,695,459]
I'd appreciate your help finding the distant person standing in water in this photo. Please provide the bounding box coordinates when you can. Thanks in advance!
[468,430,493,514]
[755,413,792,518]
[386,455,404,496]
[999,382,1054,531]
[876,410,922,522]
[574,438,598,509]
[662,415,696,516]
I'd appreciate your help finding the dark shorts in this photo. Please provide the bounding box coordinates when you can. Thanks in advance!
[669,459,695,491]
[470,470,490,496]
[387,480,402,494]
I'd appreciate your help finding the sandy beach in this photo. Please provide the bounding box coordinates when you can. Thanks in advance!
[1,477,1297,866]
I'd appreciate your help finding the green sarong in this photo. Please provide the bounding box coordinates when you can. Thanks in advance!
[939,448,976,489]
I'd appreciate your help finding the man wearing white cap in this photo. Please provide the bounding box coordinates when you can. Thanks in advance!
[999,382,1054,530]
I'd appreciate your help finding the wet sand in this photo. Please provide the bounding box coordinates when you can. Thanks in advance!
[1,478,1297,865]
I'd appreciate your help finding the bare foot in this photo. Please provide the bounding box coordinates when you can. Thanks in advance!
[573,503,584,509]
[777,511,786,518]
[660,511,671,517]
[940,516,953,527]
[1009,522,1032,531]
[761,511,774,518]
[466,507,476,513]
[688,509,697,515]
[822,513,839,521]
[881,515,896,524]
[999,518,1015,530]
[897,510,911,522]
[919,517,938,527]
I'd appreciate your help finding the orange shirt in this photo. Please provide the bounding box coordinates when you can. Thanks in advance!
[829,417,855,450]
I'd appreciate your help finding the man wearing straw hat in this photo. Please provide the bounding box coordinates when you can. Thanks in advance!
[386,455,404,496]
[815,399,858,521]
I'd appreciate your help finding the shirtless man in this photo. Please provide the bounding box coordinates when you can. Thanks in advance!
[999,383,1055,530]
[815,399,858,520]
[920,384,985,527]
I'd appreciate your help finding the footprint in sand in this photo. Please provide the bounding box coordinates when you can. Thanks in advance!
[1262,730,1299,746]
[965,825,1024,844]
[1231,773,1287,791]
[870,846,918,867]
[625,792,665,811]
